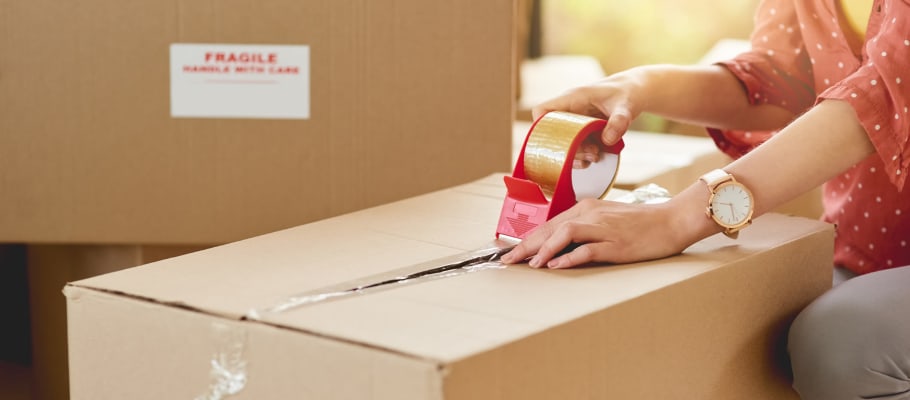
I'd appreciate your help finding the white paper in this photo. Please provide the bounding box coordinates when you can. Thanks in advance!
[170,43,310,119]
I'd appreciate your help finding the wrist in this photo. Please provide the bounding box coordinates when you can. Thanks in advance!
[663,181,725,248]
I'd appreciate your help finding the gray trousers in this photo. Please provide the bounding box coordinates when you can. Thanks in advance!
[789,265,910,399]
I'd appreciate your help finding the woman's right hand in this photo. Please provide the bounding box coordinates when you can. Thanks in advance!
[532,68,651,147]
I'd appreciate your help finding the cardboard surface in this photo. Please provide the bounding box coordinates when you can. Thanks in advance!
[27,244,211,400]
[67,175,833,399]
[0,0,514,244]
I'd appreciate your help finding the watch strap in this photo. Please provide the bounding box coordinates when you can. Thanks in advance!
[699,169,733,187]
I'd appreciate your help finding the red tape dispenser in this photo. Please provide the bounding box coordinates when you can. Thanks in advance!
[496,111,624,241]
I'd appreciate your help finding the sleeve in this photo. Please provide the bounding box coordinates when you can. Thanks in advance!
[706,0,816,159]
[817,1,909,190]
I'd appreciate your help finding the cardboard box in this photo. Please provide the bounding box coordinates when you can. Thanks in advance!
[28,244,210,400]
[0,0,514,244]
[66,175,833,399]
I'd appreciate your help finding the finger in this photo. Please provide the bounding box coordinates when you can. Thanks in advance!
[601,106,633,145]
[581,143,600,162]
[532,219,613,268]
[527,223,577,268]
[589,149,601,163]
[533,87,611,121]
[572,146,599,169]
[548,242,619,269]
[500,223,554,266]
[500,217,563,265]
[530,104,552,121]
[499,248,526,264]
[573,159,591,169]
[500,199,599,265]
[531,95,572,120]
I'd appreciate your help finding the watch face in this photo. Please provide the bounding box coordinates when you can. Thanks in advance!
[710,182,753,227]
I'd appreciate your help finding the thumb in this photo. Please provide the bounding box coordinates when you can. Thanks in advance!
[601,106,633,145]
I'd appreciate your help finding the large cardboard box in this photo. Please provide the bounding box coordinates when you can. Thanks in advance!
[66,175,833,399]
[0,0,514,244]
[27,244,211,400]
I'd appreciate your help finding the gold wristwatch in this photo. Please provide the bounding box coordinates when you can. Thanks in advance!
[699,169,754,239]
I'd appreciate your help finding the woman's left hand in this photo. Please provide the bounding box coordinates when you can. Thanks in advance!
[500,198,692,269]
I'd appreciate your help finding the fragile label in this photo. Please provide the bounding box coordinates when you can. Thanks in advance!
[170,43,310,119]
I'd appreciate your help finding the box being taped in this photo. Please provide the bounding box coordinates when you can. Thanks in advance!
[65,175,833,400]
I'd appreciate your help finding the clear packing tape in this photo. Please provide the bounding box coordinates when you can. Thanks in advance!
[244,243,514,320]
[196,322,248,400]
[243,186,672,318]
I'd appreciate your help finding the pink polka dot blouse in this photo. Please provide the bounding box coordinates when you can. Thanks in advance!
[708,0,909,274]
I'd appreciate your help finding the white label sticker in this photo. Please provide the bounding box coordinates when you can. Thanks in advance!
[170,43,310,119]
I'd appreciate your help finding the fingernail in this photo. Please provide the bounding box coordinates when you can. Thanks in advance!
[529,256,540,268]
[501,253,513,263]
[547,259,561,269]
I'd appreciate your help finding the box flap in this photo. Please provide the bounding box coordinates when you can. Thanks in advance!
[69,174,832,364]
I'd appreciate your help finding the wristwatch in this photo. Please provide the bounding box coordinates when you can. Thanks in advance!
[699,169,754,239]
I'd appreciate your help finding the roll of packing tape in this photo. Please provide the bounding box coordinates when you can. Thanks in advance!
[523,112,621,200]
[496,111,623,240]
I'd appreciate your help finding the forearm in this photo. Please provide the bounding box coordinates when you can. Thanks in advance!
[727,99,873,214]
[669,100,876,246]
[635,64,796,131]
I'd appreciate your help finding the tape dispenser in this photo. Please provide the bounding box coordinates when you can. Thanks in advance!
[496,111,624,241]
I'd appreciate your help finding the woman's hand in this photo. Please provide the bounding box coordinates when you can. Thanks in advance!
[500,198,694,269]
[533,68,651,147]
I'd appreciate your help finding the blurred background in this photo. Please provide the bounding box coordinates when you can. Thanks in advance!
[543,0,758,71]
[519,0,760,132]
[0,2,771,399]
